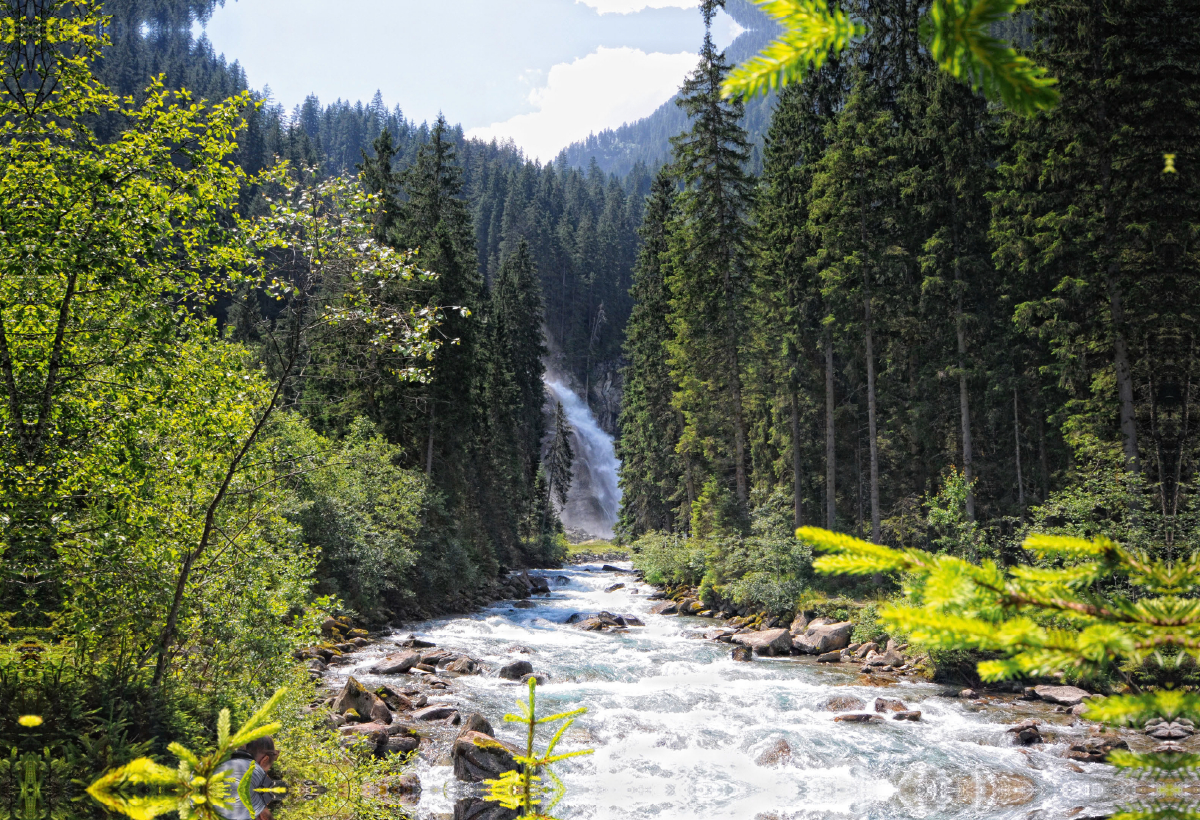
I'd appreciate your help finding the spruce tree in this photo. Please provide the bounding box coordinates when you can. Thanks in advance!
[545,402,574,509]
[752,62,847,530]
[808,74,901,543]
[666,28,756,514]
[395,114,482,481]
[483,240,549,520]
[617,170,684,536]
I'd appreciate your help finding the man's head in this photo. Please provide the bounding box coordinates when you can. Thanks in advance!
[244,737,278,770]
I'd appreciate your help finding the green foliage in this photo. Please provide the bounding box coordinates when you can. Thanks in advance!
[926,469,986,559]
[726,0,1057,115]
[921,0,1058,115]
[286,417,426,620]
[483,679,593,820]
[803,525,1200,788]
[86,689,287,820]
[722,0,864,98]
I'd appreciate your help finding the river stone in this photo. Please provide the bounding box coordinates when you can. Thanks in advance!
[622,614,645,627]
[380,735,420,756]
[512,600,536,609]
[604,583,626,592]
[894,711,922,721]
[733,628,793,657]
[1032,685,1091,706]
[833,713,884,723]
[855,642,879,659]
[679,598,702,615]
[1006,719,1043,746]
[756,738,792,766]
[457,713,494,739]
[331,677,393,724]
[413,705,459,721]
[397,634,436,649]
[816,651,843,663]
[498,660,534,680]
[601,564,624,572]
[789,612,810,635]
[731,646,753,662]
[824,696,866,712]
[453,730,523,783]
[454,797,519,820]
[1064,736,1129,763]
[650,601,678,615]
[792,621,854,655]
[520,673,549,685]
[875,698,908,713]
[960,689,978,699]
[446,657,480,675]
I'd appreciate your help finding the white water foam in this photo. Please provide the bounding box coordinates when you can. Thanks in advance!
[545,379,621,539]
[338,568,1125,820]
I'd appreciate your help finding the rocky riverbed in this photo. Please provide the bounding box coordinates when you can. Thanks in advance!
[300,562,1185,820]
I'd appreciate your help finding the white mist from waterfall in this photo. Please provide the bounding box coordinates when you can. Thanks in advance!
[545,379,621,540]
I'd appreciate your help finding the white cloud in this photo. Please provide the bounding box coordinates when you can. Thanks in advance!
[576,0,698,13]
[467,47,697,162]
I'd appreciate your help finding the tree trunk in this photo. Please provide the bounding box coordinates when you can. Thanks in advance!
[1107,269,1140,474]
[730,345,749,508]
[825,326,836,529]
[956,283,976,522]
[791,388,804,528]
[425,403,436,478]
[864,283,881,543]
[1035,401,1050,501]
[1014,387,1025,521]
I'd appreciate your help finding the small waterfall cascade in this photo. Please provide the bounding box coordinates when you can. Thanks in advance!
[545,379,621,540]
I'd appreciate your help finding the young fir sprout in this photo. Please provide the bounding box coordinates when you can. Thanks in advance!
[86,689,287,820]
[482,678,594,820]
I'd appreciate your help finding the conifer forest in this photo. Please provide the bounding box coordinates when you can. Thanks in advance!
[2,0,1199,818]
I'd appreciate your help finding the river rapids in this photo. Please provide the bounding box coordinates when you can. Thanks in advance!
[340,564,1127,820]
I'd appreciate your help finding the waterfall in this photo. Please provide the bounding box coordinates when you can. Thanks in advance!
[545,379,621,540]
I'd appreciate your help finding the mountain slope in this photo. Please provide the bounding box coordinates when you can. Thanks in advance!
[556,0,780,176]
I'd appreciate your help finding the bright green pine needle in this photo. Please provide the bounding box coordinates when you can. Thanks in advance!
[804,524,1200,786]
[722,0,864,100]
[922,0,1058,115]
[725,0,1057,116]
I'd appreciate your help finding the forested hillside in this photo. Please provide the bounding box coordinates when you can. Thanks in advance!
[82,0,647,621]
[619,0,1200,615]
[556,0,780,175]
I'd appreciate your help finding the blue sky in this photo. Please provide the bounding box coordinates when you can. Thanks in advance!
[199,0,745,160]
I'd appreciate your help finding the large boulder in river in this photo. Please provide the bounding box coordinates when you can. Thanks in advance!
[650,601,678,615]
[331,677,392,724]
[498,660,534,680]
[792,621,854,655]
[733,628,793,657]
[1032,685,1090,706]
[789,612,810,635]
[453,731,523,782]
[454,798,518,820]
[731,646,753,662]
[457,713,495,739]
[412,705,460,722]
[371,651,420,675]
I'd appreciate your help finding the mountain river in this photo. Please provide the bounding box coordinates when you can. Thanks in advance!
[339,564,1126,820]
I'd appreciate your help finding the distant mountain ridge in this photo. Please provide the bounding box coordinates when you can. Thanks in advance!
[556,0,781,176]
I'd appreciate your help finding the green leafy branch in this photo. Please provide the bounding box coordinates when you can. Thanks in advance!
[85,689,287,820]
[483,679,593,820]
[922,0,1058,115]
[723,0,1058,115]
[722,0,864,98]
[799,525,1200,787]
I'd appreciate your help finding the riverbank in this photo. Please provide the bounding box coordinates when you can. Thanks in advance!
[292,562,1170,819]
